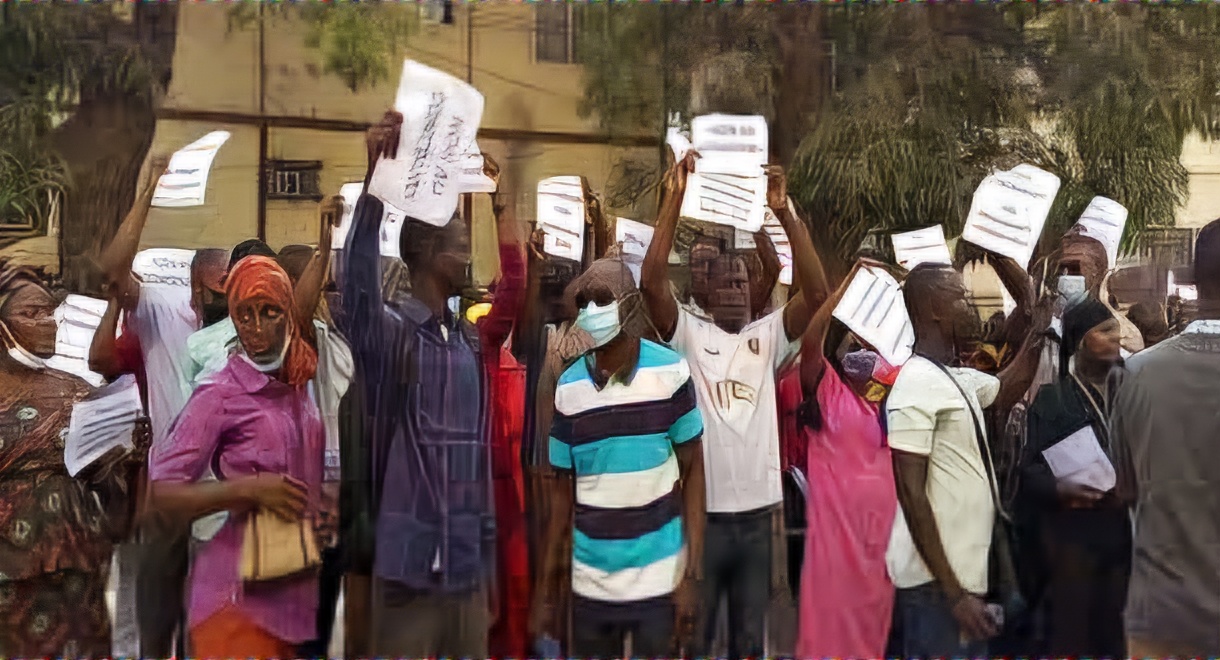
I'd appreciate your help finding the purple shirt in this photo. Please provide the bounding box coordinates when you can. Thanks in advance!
[150,355,324,642]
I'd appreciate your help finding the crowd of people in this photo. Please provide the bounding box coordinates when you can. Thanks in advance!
[1,107,1219,660]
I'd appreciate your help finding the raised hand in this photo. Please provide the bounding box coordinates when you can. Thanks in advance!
[764,164,788,210]
[365,110,403,169]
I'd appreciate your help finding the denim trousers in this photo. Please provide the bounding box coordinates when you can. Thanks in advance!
[894,583,989,660]
[694,506,774,660]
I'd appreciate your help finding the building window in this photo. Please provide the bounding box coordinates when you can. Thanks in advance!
[266,160,323,201]
[535,3,583,64]
[419,0,453,26]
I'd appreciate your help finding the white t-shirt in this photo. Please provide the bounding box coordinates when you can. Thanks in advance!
[884,356,1000,595]
[670,306,794,513]
[131,285,199,447]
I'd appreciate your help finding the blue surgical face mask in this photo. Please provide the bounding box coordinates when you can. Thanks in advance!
[575,300,622,348]
[1058,275,1086,300]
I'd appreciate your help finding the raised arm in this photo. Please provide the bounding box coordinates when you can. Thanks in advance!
[799,261,863,395]
[512,229,548,364]
[98,155,169,307]
[292,195,342,326]
[770,168,830,340]
[480,155,528,352]
[641,155,693,341]
[89,297,128,379]
[749,228,782,320]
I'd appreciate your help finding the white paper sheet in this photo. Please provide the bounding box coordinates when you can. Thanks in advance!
[367,60,485,227]
[667,126,693,163]
[679,114,769,232]
[331,182,365,249]
[152,131,231,208]
[615,218,654,285]
[1041,425,1116,492]
[456,145,497,194]
[832,266,915,366]
[538,176,586,262]
[65,374,142,477]
[892,226,953,270]
[1074,196,1128,268]
[47,295,109,386]
[380,201,409,259]
[961,164,1061,268]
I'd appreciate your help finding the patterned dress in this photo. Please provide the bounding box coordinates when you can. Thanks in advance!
[0,366,112,658]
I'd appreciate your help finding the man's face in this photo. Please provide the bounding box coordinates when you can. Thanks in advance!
[435,221,473,296]
[690,239,751,334]
[919,269,981,362]
[1057,238,1106,292]
[233,297,289,364]
[2,285,58,358]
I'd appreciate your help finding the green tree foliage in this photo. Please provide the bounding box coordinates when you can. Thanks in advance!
[575,4,1220,269]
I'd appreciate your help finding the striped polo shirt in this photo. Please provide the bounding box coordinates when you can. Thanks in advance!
[550,339,704,616]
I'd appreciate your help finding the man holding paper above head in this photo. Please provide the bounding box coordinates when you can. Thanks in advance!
[1016,295,1129,659]
[641,154,827,660]
[337,110,523,659]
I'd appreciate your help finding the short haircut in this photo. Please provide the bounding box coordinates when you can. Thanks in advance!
[1195,218,1220,296]
[229,239,276,271]
[276,244,314,283]
[399,215,466,276]
[191,248,230,293]
[902,262,960,325]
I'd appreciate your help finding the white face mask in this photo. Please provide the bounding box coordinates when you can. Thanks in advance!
[242,336,290,373]
[575,300,622,348]
[1058,275,1087,300]
[0,321,47,371]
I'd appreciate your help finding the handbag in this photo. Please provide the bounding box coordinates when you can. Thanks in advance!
[923,358,1027,625]
[240,508,321,581]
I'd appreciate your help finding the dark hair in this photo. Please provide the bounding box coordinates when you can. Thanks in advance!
[902,263,960,327]
[229,239,276,270]
[399,215,466,276]
[276,244,315,283]
[1195,219,1220,298]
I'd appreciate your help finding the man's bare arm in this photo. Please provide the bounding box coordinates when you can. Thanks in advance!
[641,156,692,341]
[98,155,168,308]
[292,195,342,325]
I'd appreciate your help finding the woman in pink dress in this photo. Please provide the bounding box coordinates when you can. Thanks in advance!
[795,263,899,660]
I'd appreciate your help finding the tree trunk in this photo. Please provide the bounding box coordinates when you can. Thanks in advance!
[770,5,828,168]
[53,93,157,295]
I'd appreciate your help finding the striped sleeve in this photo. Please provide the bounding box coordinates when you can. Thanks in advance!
[549,435,574,471]
[667,378,703,444]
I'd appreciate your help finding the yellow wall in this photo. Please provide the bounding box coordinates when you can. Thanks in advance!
[136,3,655,285]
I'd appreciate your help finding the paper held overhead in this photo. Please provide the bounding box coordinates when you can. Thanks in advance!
[615,218,654,285]
[891,226,954,270]
[679,114,770,233]
[367,60,485,227]
[1074,196,1128,268]
[832,266,915,366]
[47,294,109,387]
[379,201,410,259]
[65,374,143,477]
[152,131,231,208]
[332,182,365,249]
[457,146,497,194]
[133,248,195,289]
[538,176,587,263]
[961,164,1060,268]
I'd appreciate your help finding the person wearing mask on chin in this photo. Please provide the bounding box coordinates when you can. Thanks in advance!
[0,266,147,658]
[532,256,705,658]
[1017,295,1129,658]
[149,256,324,658]
[885,263,1005,659]
[641,154,824,660]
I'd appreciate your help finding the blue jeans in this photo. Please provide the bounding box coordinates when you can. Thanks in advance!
[895,584,989,660]
[694,507,773,660]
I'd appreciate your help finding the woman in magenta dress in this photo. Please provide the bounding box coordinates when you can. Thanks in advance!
[795,263,899,660]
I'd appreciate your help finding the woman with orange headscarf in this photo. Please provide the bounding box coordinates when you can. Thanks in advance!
[150,256,324,658]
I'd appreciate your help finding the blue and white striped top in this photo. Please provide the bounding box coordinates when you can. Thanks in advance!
[549,339,703,609]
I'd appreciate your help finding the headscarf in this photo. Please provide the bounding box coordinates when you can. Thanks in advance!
[1059,295,1113,380]
[0,267,49,349]
[225,256,317,387]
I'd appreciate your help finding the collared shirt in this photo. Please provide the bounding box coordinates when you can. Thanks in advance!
[336,194,493,591]
[1111,321,1220,653]
[550,339,702,610]
[126,285,199,447]
[149,355,324,644]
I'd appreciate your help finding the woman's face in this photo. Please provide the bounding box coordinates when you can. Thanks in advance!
[1080,318,1122,366]
[2,284,58,358]
[233,297,289,364]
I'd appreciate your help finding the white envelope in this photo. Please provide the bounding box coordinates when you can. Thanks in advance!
[1074,196,1128,268]
[133,248,196,289]
[1041,425,1116,493]
[65,375,142,477]
[367,60,485,227]
[538,176,586,262]
[679,114,770,232]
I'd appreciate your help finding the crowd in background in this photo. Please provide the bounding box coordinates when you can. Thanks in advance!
[1,108,1220,660]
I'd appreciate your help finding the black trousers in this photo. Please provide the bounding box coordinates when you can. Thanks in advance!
[1041,537,1130,659]
[135,519,190,659]
[298,546,345,659]
[693,506,774,660]
[571,602,674,659]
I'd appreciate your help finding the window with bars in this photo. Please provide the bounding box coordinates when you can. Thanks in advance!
[266,160,323,201]
[534,3,584,64]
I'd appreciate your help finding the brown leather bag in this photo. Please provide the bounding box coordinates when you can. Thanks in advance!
[240,509,321,581]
